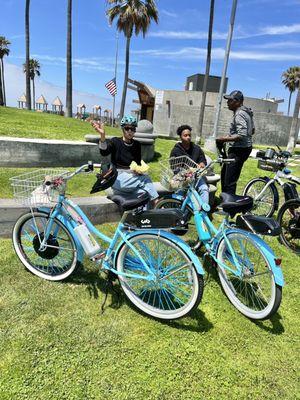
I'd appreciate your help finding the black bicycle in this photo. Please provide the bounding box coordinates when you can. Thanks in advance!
[243,146,300,254]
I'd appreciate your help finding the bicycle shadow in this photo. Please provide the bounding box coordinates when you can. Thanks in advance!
[163,309,213,333]
[252,313,285,335]
[69,263,213,331]
[68,263,125,311]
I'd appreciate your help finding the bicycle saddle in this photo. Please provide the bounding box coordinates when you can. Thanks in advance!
[219,193,253,217]
[108,192,150,211]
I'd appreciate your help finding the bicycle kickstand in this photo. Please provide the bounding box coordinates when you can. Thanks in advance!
[100,270,121,314]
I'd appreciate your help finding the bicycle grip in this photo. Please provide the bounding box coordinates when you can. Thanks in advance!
[44,175,52,186]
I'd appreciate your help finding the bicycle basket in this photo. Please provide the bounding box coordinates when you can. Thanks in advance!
[257,159,285,172]
[160,155,198,191]
[10,168,69,207]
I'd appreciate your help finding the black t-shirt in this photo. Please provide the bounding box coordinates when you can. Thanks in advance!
[170,142,207,165]
[100,137,141,169]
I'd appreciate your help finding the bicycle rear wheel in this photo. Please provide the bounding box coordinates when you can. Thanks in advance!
[243,178,277,217]
[12,211,78,281]
[216,231,282,320]
[115,233,203,320]
[277,199,300,254]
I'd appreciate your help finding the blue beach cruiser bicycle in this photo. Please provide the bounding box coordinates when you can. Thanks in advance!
[156,155,284,320]
[10,163,206,321]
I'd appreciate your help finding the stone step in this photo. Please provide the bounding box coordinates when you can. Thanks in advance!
[0,180,219,238]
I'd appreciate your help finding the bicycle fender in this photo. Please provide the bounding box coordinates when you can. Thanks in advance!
[221,228,284,287]
[37,207,84,262]
[262,176,279,211]
[170,193,194,210]
[113,229,205,276]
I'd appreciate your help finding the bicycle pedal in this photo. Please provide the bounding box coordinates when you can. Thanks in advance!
[91,251,106,263]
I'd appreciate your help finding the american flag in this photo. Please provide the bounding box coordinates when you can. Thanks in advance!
[105,78,117,96]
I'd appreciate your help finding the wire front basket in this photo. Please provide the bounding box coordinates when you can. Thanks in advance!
[10,169,69,207]
[160,156,199,191]
[257,159,285,173]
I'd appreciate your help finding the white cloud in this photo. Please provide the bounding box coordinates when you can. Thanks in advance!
[3,62,117,112]
[261,23,300,35]
[161,9,178,18]
[132,46,300,61]
[10,54,144,74]
[148,30,228,40]
[246,41,300,49]
[148,23,300,41]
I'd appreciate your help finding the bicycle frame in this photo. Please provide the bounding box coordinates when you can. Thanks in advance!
[36,193,205,281]
[169,183,284,286]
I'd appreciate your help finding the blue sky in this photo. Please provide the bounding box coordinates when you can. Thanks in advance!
[1,0,300,114]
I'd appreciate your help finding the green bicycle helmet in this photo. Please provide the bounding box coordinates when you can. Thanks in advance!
[120,115,137,127]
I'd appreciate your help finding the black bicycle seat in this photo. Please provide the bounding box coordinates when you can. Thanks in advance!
[108,192,150,211]
[219,193,253,217]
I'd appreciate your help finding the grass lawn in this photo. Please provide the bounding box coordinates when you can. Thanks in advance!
[0,107,299,399]
[0,106,119,140]
[0,222,299,399]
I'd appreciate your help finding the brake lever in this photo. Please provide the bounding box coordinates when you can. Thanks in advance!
[84,161,94,173]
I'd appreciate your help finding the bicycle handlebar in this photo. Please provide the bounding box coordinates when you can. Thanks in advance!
[194,157,235,180]
[44,162,102,185]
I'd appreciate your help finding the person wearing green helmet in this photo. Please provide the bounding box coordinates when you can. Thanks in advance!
[92,115,159,205]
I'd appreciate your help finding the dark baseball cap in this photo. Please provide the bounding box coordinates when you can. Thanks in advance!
[224,90,244,102]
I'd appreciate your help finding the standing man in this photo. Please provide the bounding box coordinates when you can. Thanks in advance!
[216,90,254,195]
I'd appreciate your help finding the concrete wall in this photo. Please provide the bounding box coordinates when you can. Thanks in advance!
[0,137,103,167]
[164,104,294,146]
[0,136,156,167]
[152,90,294,146]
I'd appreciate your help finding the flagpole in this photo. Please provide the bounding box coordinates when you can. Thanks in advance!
[112,32,119,126]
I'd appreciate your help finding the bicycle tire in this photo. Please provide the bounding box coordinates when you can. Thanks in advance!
[243,177,277,217]
[115,233,204,320]
[12,211,78,281]
[216,231,282,320]
[277,198,300,254]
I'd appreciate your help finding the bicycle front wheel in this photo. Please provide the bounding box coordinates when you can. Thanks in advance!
[115,233,203,320]
[277,199,300,254]
[216,231,282,320]
[12,211,78,281]
[243,178,277,217]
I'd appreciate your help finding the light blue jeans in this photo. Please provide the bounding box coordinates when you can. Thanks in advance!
[112,171,159,200]
[195,178,209,205]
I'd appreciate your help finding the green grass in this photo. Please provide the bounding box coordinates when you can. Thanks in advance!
[0,223,299,399]
[0,106,119,140]
[1,107,299,398]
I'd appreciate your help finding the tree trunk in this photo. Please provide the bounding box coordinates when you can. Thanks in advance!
[25,0,31,110]
[1,59,6,106]
[0,59,4,106]
[286,87,300,153]
[196,0,215,144]
[120,36,131,119]
[287,90,292,116]
[65,0,73,118]
[32,78,35,110]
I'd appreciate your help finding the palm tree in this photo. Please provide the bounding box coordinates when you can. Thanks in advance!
[196,0,215,144]
[284,66,300,153]
[65,0,73,117]
[0,36,11,106]
[23,59,41,110]
[282,66,299,116]
[107,0,159,118]
[25,0,31,110]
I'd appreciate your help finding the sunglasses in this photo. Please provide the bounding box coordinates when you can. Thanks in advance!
[123,126,136,132]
